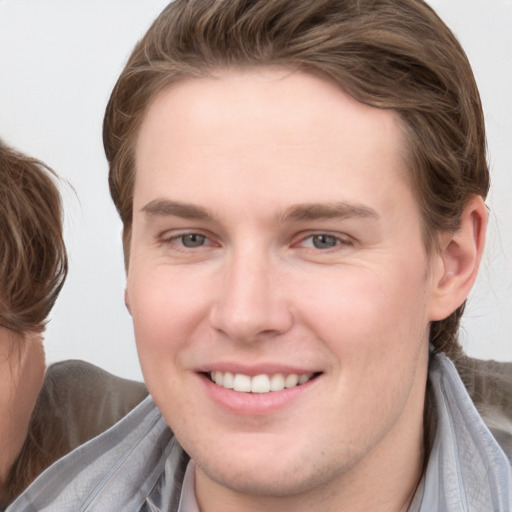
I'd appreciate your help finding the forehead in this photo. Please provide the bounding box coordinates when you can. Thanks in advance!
[134,68,413,218]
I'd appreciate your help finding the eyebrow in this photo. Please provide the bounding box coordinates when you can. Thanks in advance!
[278,202,380,222]
[142,199,214,220]
[141,199,379,223]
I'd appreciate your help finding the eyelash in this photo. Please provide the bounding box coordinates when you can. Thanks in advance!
[159,232,214,249]
[295,233,354,251]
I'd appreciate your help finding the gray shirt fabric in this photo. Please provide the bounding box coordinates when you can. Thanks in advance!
[7,354,512,512]
[408,355,512,511]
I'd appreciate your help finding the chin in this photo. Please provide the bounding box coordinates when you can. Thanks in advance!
[192,437,352,500]
[201,462,325,498]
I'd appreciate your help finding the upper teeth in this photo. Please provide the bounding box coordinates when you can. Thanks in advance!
[210,371,313,393]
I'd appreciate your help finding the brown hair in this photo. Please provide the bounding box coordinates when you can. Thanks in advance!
[0,140,67,333]
[104,0,489,358]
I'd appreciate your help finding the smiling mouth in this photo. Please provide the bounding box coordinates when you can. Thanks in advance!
[207,371,320,394]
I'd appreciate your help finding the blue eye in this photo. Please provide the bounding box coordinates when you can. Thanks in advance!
[180,234,206,247]
[311,234,339,249]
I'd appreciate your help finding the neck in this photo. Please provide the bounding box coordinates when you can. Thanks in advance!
[0,329,45,495]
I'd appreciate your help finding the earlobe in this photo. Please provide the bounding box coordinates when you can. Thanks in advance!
[429,196,487,321]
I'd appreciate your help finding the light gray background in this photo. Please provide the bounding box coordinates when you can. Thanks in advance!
[0,0,510,381]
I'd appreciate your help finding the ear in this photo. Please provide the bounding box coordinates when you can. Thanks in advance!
[124,288,132,316]
[428,196,487,321]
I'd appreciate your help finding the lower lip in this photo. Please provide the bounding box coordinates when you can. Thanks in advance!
[199,373,318,416]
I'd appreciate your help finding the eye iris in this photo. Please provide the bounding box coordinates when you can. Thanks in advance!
[312,234,337,249]
[182,234,205,247]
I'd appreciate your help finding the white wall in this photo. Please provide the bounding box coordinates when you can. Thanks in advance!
[0,0,510,381]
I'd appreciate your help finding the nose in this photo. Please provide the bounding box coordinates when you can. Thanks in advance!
[209,248,293,343]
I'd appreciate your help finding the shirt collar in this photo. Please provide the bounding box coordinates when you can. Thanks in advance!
[410,353,512,511]
[177,461,200,512]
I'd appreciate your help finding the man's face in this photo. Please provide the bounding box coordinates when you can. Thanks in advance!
[128,69,441,502]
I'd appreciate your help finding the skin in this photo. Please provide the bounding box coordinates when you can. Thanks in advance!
[0,328,45,494]
[127,68,485,512]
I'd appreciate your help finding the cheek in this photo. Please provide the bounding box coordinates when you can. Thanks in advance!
[130,266,205,329]
[127,267,216,376]
[306,260,427,317]
[295,261,431,364]
[296,265,429,428]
